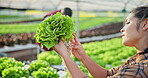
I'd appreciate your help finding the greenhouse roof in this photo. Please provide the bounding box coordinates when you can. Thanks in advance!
[0,0,148,11]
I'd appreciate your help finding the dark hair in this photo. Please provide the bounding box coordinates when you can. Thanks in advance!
[130,6,148,29]
[63,7,72,17]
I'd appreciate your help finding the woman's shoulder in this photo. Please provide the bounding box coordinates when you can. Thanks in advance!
[107,60,148,78]
[135,53,148,64]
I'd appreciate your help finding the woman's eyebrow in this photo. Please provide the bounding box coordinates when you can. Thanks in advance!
[124,19,127,23]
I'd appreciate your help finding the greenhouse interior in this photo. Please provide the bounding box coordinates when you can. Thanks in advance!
[0,0,148,78]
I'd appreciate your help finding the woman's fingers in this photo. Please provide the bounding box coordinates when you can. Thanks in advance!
[70,39,75,44]
[71,34,80,45]
[73,34,79,43]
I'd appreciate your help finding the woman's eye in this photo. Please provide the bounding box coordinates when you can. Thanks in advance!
[126,22,130,24]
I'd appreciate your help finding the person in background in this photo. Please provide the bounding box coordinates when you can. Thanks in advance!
[43,7,72,20]
[37,7,72,52]
[53,6,148,78]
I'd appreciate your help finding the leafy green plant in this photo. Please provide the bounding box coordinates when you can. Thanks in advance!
[34,12,75,49]
[79,17,124,30]
[0,15,123,34]
[0,57,24,76]
[0,57,13,63]
[37,51,62,65]
[28,60,49,74]
[81,38,136,69]
[0,23,38,34]
[2,67,29,78]
[0,15,41,22]
[31,67,59,78]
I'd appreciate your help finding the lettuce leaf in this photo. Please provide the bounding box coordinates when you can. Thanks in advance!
[34,12,75,49]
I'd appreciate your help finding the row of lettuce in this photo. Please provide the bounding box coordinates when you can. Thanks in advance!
[0,15,41,22]
[0,57,59,78]
[0,16,124,48]
[0,16,124,34]
[0,38,136,78]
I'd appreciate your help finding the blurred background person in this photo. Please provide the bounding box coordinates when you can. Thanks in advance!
[43,7,72,20]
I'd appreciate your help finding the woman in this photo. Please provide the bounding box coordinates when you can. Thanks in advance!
[53,6,148,78]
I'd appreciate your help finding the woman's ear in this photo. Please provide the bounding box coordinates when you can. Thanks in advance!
[142,19,148,31]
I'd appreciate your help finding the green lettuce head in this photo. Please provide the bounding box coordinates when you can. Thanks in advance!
[34,12,75,49]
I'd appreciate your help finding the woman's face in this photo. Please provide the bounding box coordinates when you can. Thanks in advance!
[120,13,143,46]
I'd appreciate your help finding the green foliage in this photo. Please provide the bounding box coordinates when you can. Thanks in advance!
[0,15,123,34]
[28,60,49,74]
[73,38,136,77]
[0,15,20,18]
[0,38,137,77]
[0,23,38,34]
[31,67,59,78]
[79,17,124,30]
[78,65,89,74]
[2,67,29,78]
[81,38,136,69]
[0,57,24,76]
[37,51,62,65]
[0,57,59,78]
[0,57,13,63]
[78,65,93,78]
[0,15,41,22]
[34,12,75,49]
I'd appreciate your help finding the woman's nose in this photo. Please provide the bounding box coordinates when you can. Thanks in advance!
[120,28,125,32]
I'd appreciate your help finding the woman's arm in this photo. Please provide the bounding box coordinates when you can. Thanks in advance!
[62,55,89,78]
[80,54,107,78]
[71,34,108,78]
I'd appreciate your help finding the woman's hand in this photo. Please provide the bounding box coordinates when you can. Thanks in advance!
[71,34,87,60]
[53,40,70,57]
[53,40,88,78]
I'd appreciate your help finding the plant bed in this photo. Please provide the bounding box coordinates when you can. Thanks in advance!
[79,22,123,38]
[0,44,38,61]
[0,19,42,24]
[0,22,123,47]
[0,38,136,78]
[0,57,60,78]
[0,33,36,48]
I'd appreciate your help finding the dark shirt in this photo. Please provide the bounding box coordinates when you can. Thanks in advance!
[42,9,61,20]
